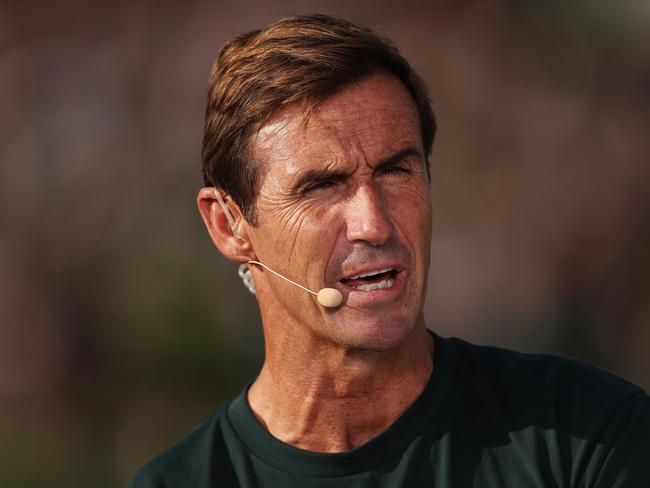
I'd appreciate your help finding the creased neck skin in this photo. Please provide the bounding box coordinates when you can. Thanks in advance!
[247,309,434,453]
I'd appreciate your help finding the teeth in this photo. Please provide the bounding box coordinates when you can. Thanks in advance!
[348,267,393,280]
[353,278,394,292]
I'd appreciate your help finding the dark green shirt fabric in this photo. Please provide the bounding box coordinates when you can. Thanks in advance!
[128,334,650,487]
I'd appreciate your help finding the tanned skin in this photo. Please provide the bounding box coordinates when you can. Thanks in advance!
[198,73,434,453]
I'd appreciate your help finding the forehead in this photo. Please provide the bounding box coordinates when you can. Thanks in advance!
[252,74,422,177]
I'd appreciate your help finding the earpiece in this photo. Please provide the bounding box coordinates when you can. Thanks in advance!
[214,190,243,239]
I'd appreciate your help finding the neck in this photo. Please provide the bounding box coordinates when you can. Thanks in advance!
[248,315,434,453]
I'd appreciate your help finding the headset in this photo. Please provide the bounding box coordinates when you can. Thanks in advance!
[214,190,343,308]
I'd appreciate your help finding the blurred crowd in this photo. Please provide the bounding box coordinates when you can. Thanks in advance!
[1,1,648,486]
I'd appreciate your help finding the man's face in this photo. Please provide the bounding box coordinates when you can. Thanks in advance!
[246,73,432,351]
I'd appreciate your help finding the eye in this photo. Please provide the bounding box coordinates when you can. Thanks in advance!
[304,179,336,193]
[382,165,411,175]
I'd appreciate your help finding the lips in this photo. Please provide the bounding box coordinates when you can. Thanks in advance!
[339,267,399,292]
[347,267,394,280]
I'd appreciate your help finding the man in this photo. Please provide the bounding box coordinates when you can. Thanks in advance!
[129,14,649,487]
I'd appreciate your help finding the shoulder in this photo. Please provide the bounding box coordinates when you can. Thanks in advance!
[445,336,648,431]
[449,336,643,397]
[441,336,650,483]
[126,406,232,488]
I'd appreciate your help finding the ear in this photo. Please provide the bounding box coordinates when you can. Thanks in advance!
[197,187,254,263]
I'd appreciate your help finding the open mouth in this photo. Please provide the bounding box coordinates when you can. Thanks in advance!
[340,267,398,292]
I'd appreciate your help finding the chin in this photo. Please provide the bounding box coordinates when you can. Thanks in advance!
[327,311,419,352]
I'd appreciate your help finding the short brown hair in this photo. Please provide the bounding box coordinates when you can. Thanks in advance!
[201,14,436,224]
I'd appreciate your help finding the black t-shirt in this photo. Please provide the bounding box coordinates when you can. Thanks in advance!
[127,334,650,487]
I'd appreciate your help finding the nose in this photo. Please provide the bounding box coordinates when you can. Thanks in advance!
[345,184,393,246]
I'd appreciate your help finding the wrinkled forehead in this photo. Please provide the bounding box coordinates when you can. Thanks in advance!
[251,74,422,177]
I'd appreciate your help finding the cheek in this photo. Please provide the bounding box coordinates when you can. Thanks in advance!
[387,183,432,259]
[387,180,431,225]
[255,198,339,268]
[297,208,341,257]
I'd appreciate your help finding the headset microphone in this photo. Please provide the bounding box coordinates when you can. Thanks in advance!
[214,190,343,308]
[247,261,343,308]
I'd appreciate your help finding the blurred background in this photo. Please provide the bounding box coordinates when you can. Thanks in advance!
[1,0,649,486]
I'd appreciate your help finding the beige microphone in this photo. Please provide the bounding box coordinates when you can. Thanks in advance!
[213,190,343,308]
[247,260,343,308]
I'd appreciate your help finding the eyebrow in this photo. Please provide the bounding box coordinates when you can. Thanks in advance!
[291,146,424,193]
